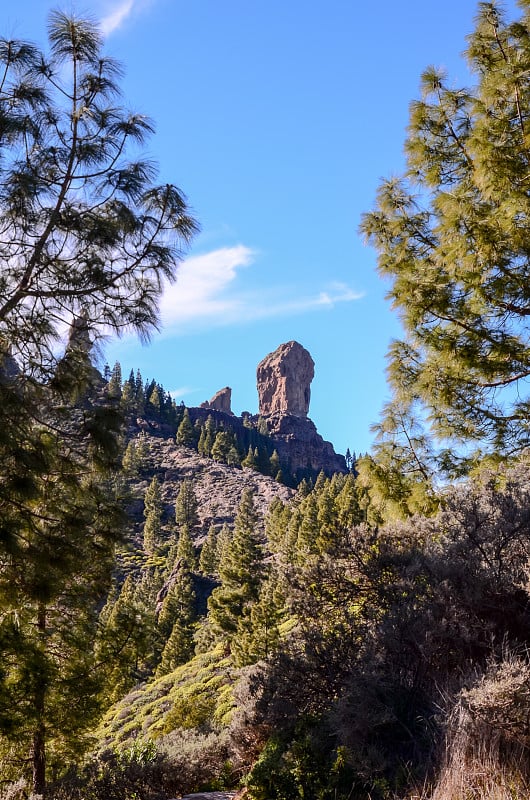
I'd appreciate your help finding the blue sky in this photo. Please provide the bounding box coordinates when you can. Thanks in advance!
[2,0,519,457]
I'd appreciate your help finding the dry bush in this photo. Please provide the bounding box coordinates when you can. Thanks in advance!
[0,780,27,800]
[430,654,530,800]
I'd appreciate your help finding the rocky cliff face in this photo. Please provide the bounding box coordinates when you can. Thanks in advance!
[255,341,346,476]
[257,341,314,418]
[200,386,233,414]
[260,412,346,476]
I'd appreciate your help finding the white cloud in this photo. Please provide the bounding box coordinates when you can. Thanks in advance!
[99,0,137,35]
[158,246,363,335]
[169,386,195,400]
[159,245,254,330]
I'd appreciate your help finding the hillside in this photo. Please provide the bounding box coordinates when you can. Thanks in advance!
[121,432,295,542]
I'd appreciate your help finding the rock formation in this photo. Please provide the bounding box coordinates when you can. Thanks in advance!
[200,386,232,414]
[253,341,346,475]
[257,341,314,418]
[186,341,346,479]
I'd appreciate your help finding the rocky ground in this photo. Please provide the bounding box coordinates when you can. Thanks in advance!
[129,433,294,539]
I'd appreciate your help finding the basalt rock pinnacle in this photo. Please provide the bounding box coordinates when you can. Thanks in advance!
[257,341,314,418]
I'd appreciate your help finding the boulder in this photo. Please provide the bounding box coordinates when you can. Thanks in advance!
[257,341,314,418]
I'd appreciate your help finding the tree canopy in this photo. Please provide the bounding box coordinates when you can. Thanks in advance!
[360,1,530,461]
[0,10,197,793]
[0,10,198,375]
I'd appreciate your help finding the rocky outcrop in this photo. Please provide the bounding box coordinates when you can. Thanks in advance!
[257,341,314,418]
[260,412,346,476]
[254,341,345,475]
[200,386,233,414]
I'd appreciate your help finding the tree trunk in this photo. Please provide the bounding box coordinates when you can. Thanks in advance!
[32,604,47,796]
[32,721,46,797]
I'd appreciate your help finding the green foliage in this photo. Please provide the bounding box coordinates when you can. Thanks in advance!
[360,2,530,459]
[143,476,163,555]
[97,573,158,704]
[96,645,235,750]
[176,409,195,447]
[355,400,439,524]
[209,489,265,644]
[176,524,197,569]
[245,729,356,800]
[175,479,200,532]
[199,525,220,577]
[0,14,197,375]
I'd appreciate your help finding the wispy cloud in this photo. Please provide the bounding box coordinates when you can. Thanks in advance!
[158,246,363,335]
[169,386,196,400]
[99,0,153,36]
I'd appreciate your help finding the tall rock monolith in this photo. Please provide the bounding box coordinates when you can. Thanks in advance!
[256,341,314,418]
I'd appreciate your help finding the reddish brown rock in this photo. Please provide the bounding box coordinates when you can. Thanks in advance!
[200,386,233,414]
[257,341,314,418]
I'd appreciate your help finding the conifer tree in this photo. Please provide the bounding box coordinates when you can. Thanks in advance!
[241,445,257,469]
[296,494,320,559]
[120,379,135,412]
[269,449,281,477]
[199,524,220,576]
[203,414,216,456]
[122,439,139,475]
[107,361,123,399]
[0,10,197,791]
[231,577,283,667]
[208,489,264,639]
[156,563,196,674]
[143,476,163,555]
[176,408,195,446]
[197,425,208,456]
[175,479,200,532]
[227,444,242,467]
[360,2,530,461]
[135,369,145,409]
[97,574,156,704]
[148,384,162,413]
[176,524,196,570]
[211,430,234,462]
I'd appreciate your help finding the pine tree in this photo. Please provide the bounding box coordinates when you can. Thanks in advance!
[143,476,163,555]
[149,384,162,413]
[122,439,139,475]
[211,430,233,462]
[241,445,257,469]
[175,479,200,532]
[97,574,156,704]
[269,449,281,477]
[120,379,135,412]
[199,525,220,576]
[0,10,197,791]
[203,414,216,456]
[176,524,196,570]
[156,564,196,674]
[107,361,123,399]
[176,408,195,447]
[228,444,242,467]
[231,577,283,667]
[197,425,208,456]
[135,369,145,410]
[208,489,264,640]
[360,2,530,462]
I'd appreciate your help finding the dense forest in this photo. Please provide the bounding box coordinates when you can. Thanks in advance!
[2,3,530,799]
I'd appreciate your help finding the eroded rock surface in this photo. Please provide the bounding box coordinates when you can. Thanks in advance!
[257,341,314,418]
[200,386,232,414]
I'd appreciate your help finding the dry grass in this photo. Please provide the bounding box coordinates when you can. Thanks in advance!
[425,655,530,800]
